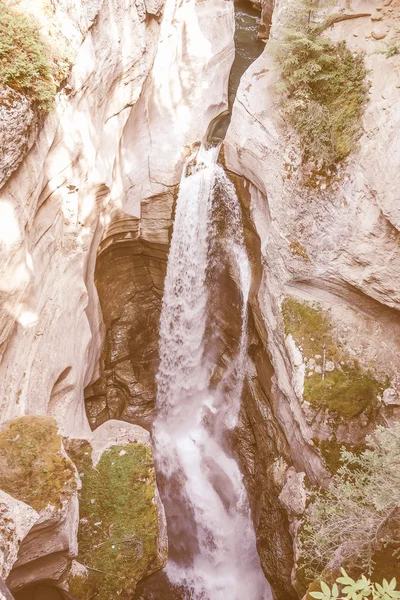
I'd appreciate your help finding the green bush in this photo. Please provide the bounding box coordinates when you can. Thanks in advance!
[0,416,77,510]
[0,2,57,110]
[272,0,368,171]
[310,571,400,600]
[300,424,400,583]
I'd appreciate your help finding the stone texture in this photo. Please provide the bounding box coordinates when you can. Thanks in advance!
[0,86,39,190]
[85,205,172,430]
[225,0,400,590]
[0,491,38,581]
[278,468,306,518]
[0,0,235,438]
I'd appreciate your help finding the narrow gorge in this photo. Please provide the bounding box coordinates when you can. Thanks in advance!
[0,0,400,599]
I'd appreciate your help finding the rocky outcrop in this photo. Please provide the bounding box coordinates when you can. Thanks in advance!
[84,200,173,430]
[0,492,38,582]
[0,416,79,592]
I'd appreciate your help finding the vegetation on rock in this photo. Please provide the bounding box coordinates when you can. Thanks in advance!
[272,0,368,171]
[0,2,63,110]
[66,440,164,600]
[282,296,385,418]
[0,416,77,511]
[300,423,400,583]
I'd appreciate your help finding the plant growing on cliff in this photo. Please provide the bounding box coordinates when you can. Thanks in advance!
[272,0,368,171]
[0,2,57,110]
[300,423,400,582]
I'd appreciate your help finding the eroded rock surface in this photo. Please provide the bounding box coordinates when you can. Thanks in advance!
[225,0,400,591]
[0,0,234,437]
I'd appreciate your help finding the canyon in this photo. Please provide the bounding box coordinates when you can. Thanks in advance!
[0,0,399,599]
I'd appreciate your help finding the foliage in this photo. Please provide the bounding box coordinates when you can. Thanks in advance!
[282,296,384,418]
[66,440,165,600]
[272,0,368,170]
[310,570,400,600]
[0,2,58,110]
[0,416,76,511]
[300,424,400,582]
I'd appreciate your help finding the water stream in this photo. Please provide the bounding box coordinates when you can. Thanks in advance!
[151,145,272,600]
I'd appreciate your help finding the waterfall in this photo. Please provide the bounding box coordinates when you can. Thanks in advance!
[153,145,272,600]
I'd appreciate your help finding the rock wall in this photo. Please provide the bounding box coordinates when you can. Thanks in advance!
[0,0,235,437]
[0,0,235,591]
[225,0,400,591]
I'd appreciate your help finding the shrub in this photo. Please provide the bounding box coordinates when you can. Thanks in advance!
[272,0,368,170]
[300,424,400,582]
[310,570,400,600]
[0,2,57,110]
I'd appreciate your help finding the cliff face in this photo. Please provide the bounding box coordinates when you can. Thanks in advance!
[1,0,400,596]
[225,0,400,591]
[0,0,234,436]
[0,0,234,593]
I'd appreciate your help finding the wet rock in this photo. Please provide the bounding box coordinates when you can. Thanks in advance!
[85,209,172,431]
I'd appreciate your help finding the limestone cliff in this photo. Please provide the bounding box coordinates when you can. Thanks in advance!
[0,0,234,437]
[0,0,234,593]
[225,0,400,592]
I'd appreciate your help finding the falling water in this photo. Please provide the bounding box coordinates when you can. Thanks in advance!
[153,145,272,600]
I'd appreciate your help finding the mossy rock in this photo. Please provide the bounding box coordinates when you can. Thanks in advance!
[282,296,385,418]
[0,416,77,511]
[66,440,164,600]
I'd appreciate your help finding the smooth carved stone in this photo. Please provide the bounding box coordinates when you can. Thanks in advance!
[372,25,387,39]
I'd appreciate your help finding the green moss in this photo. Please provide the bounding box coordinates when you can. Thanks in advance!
[66,440,163,600]
[282,296,385,418]
[0,2,59,110]
[0,416,76,511]
[282,296,340,360]
[305,367,381,418]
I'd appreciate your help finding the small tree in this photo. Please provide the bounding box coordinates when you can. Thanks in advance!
[300,423,400,581]
[272,0,367,171]
[0,2,57,110]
